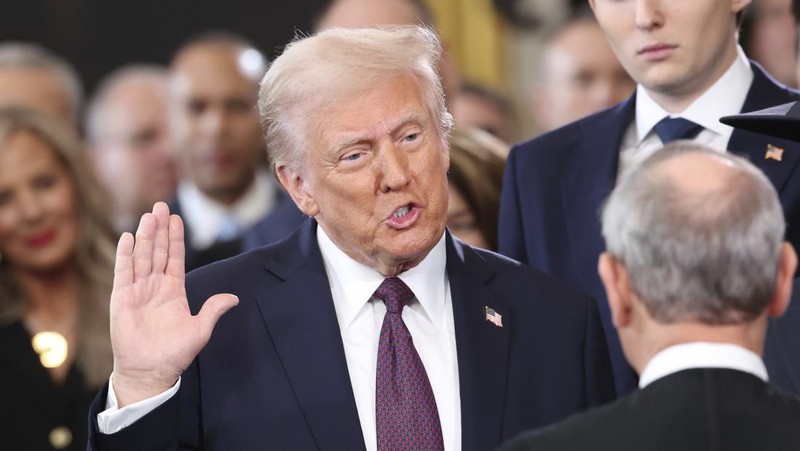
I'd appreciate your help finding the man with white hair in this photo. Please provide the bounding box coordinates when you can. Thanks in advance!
[500,142,800,451]
[86,26,614,450]
[0,41,83,126]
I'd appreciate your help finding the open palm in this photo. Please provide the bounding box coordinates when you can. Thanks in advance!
[109,202,238,406]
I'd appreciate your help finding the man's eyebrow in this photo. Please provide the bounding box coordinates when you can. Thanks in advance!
[330,110,429,152]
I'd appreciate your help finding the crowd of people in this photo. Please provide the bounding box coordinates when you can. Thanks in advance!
[1,0,800,450]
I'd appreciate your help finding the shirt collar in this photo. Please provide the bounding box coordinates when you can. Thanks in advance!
[635,46,753,144]
[177,169,276,249]
[317,225,448,330]
[638,342,768,388]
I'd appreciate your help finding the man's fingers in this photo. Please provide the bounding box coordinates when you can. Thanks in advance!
[132,213,156,280]
[113,232,135,290]
[196,294,239,339]
[166,214,186,279]
[151,202,171,274]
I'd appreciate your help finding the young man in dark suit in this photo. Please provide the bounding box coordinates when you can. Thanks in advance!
[500,143,800,451]
[86,26,615,451]
[499,0,800,395]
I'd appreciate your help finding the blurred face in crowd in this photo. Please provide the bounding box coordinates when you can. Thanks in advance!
[92,77,177,225]
[589,0,750,110]
[278,73,450,276]
[447,186,487,249]
[0,131,79,273]
[170,43,264,205]
[747,0,798,87]
[451,92,513,143]
[0,68,73,124]
[532,18,634,130]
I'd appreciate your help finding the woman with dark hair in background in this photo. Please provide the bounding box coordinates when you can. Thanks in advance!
[447,126,508,251]
[0,107,116,450]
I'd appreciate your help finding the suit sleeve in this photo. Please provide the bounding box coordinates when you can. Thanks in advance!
[498,145,529,264]
[87,357,204,450]
[583,295,616,407]
[87,382,182,450]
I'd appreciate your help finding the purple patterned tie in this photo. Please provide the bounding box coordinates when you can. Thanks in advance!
[374,277,444,450]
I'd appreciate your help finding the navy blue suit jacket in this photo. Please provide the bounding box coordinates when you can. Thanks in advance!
[88,221,614,450]
[499,63,800,396]
[764,278,800,396]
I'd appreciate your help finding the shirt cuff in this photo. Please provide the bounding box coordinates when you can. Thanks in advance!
[96,374,181,434]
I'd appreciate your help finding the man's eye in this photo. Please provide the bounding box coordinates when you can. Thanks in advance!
[343,152,364,161]
[404,133,419,142]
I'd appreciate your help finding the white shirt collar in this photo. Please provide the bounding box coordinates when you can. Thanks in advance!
[635,46,753,144]
[177,169,276,249]
[317,225,448,330]
[638,342,768,388]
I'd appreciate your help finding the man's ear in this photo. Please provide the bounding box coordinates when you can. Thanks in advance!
[598,252,634,329]
[275,162,319,217]
[768,242,798,318]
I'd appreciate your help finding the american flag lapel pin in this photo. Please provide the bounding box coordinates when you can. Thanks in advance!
[484,306,503,328]
[765,144,784,162]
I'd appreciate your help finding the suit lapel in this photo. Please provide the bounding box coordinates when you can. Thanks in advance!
[447,235,511,451]
[728,63,800,193]
[255,222,366,451]
[562,98,636,296]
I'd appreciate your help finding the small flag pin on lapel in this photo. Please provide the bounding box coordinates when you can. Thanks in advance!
[484,306,503,328]
[765,144,784,162]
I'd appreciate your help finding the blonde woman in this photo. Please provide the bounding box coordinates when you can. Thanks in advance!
[0,107,115,450]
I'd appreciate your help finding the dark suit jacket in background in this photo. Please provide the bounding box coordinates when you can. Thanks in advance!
[170,187,303,271]
[0,321,96,451]
[242,193,307,251]
[499,368,800,451]
[88,221,615,450]
[498,63,800,396]
[764,278,800,396]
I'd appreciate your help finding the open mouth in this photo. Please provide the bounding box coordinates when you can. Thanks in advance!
[393,206,411,219]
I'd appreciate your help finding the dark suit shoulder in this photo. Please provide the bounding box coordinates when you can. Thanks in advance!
[462,244,594,306]
[183,242,286,314]
[500,368,800,451]
[512,102,624,154]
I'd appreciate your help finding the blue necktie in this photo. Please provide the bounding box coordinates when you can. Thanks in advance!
[374,277,444,450]
[653,117,703,144]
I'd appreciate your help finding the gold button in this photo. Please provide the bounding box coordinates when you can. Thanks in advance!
[32,331,68,368]
[49,426,72,449]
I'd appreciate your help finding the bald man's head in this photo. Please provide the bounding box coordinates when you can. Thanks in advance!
[602,143,786,325]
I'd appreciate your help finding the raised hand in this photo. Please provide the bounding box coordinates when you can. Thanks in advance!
[109,202,239,407]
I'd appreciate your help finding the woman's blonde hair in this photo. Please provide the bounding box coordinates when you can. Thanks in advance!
[0,107,115,387]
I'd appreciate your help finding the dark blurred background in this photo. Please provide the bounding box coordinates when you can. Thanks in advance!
[0,0,327,93]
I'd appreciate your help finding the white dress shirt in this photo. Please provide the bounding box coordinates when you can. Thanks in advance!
[317,226,461,451]
[177,169,276,249]
[638,342,768,389]
[99,225,462,451]
[617,46,754,181]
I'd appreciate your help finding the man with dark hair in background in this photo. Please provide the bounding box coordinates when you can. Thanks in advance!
[167,32,303,269]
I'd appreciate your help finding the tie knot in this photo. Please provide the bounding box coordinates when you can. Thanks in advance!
[653,117,703,144]
[374,277,414,313]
